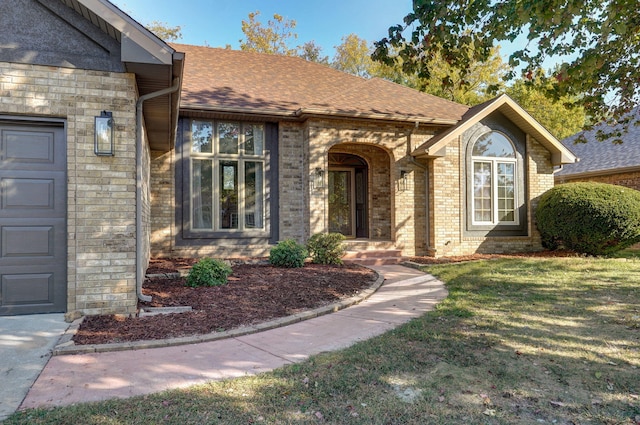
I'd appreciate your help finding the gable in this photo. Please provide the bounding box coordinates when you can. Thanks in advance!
[412,94,577,166]
[0,0,124,72]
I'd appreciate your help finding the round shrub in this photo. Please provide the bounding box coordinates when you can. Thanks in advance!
[536,182,640,255]
[186,258,232,287]
[269,239,308,268]
[306,232,346,264]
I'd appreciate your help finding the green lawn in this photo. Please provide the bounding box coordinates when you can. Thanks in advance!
[5,255,640,424]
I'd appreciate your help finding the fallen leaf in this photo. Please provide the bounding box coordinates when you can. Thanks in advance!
[483,409,496,416]
[438,396,445,402]
[549,401,566,407]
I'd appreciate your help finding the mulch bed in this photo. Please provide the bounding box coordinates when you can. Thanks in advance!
[73,251,580,346]
[73,262,377,345]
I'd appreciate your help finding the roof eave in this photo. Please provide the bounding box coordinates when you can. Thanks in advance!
[76,0,174,65]
[555,164,640,181]
[296,108,459,125]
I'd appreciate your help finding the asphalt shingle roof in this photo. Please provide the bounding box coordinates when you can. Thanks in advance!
[172,43,469,123]
[557,108,640,176]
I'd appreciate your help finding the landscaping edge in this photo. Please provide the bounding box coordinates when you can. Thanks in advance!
[52,269,384,356]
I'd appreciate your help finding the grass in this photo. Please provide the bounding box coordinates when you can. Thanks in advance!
[5,255,640,424]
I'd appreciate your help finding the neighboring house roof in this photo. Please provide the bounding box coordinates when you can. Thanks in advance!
[172,43,469,124]
[61,0,185,151]
[411,94,578,165]
[556,108,640,178]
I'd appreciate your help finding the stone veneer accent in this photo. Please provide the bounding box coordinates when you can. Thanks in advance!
[0,62,140,315]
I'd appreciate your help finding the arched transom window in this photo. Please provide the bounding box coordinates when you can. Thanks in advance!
[471,131,518,225]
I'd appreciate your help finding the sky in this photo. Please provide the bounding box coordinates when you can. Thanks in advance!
[111,0,413,58]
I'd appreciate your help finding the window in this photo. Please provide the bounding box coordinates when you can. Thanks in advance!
[190,120,265,231]
[471,131,517,225]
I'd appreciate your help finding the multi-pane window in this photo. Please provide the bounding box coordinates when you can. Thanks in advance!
[471,131,517,225]
[190,120,265,231]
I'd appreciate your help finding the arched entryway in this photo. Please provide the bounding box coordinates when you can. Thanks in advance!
[328,153,368,238]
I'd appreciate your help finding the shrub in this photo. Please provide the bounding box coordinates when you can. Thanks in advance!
[536,182,640,255]
[306,232,346,264]
[186,258,232,287]
[269,239,308,268]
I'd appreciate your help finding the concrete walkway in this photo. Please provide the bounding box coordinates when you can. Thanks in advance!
[18,264,447,412]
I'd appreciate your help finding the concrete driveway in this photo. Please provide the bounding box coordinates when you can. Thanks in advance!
[0,313,69,421]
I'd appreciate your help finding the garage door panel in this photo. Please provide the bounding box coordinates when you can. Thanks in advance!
[2,129,55,164]
[0,123,66,315]
[0,170,65,218]
[2,226,54,257]
[1,273,54,306]
[2,178,54,209]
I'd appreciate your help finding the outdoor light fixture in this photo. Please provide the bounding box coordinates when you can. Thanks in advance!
[399,170,408,192]
[313,167,325,189]
[94,110,114,156]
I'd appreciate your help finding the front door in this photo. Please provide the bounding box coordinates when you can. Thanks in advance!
[328,169,355,237]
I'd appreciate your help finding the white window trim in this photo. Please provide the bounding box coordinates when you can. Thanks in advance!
[471,157,518,226]
[190,121,266,232]
[470,130,519,226]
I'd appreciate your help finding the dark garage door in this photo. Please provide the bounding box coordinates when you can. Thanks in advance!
[0,122,66,315]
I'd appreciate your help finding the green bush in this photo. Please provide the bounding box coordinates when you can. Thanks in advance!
[186,258,232,287]
[536,182,640,255]
[306,232,346,264]
[269,239,308,268]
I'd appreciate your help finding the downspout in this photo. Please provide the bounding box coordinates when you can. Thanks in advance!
[406,122,431,252]
[136,77,181,302]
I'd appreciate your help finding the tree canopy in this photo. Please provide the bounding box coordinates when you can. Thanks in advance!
[240,11,298,56]
[506,75,586,140]
[145,21,182,42]
[372,0,640,136]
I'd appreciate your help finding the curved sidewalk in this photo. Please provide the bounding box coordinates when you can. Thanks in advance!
[21,264,447,410]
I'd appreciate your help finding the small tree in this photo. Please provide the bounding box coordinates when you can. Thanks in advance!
[536,182,640,256]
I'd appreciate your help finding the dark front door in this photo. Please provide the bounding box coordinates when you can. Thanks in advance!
[0,122,67,315]
[328,153,368,238]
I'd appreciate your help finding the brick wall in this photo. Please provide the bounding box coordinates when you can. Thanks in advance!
[430,133,553,256]
[279,122,308,242]
[150,149,175,256]
[0,62,139,315]
[556,170,640,191]
[306,118,435,256]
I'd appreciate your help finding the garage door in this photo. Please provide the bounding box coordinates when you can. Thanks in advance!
[0,122,66,315]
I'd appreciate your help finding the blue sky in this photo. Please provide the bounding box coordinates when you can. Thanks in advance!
[112,0,412,57]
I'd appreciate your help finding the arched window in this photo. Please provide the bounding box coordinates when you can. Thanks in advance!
[471,131,518,225]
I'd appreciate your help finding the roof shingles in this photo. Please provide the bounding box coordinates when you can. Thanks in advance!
[172,43,468,123]
[557,108,640,176]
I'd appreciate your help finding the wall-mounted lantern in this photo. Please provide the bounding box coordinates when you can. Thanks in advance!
[398,170,408,192]
[313,167,325,189]
[94,111,114,156]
